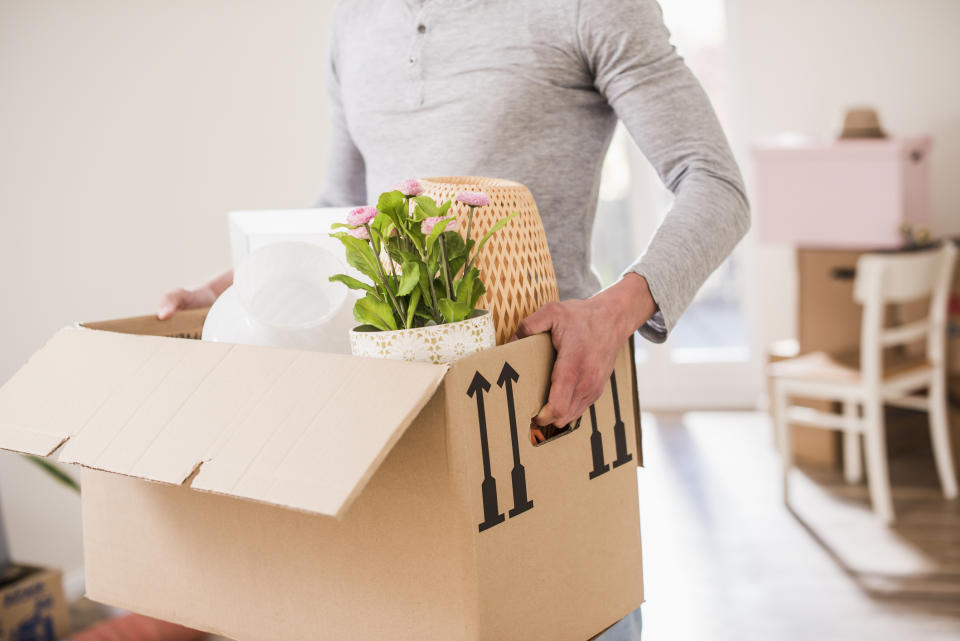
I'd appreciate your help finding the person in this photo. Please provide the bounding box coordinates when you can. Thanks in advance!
[159,0,749,636]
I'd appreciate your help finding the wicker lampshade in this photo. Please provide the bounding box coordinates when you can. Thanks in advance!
[420,176,560,344]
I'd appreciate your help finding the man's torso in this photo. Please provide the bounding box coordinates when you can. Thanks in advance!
[333,0,619,299]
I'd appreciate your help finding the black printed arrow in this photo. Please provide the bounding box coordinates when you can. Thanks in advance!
[468,371,505,532]
[588,403,610,479]
[498,362,534,518]
[610,370,633,468]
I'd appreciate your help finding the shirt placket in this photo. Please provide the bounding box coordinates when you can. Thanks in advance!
[405,2,432,108]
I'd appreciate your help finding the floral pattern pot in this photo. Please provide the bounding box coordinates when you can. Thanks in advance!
[349,310,496,364]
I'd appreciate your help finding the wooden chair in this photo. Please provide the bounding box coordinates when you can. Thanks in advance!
[770,243,959,524]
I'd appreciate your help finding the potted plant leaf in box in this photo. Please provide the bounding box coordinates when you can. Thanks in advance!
[330,179,516,364]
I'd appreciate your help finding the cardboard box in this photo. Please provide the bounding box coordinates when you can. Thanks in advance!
[0,565,69,641]
[0,313,643,641]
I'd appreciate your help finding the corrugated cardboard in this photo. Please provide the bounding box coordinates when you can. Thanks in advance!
[0,565,69,641]
[0,314,644,641]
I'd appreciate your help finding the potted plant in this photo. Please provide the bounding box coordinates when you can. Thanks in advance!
[330,179,516,363]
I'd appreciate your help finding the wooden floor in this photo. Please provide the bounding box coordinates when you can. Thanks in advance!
[638,411,960,641]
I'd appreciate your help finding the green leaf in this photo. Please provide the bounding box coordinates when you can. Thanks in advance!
[329,222,352,230]
[329,273,376,295]
[472,211,517,259]
[443,229,465,257]
[382,273,399,296]
[442,232,468,278]
[377,190,404,217]
[25,455,80,494]
[454,268,478,306]
[425,217,454,252]
[437,199,452,217]
[397,261,420,296]
[354,294,397,331]
[378,219,396,241]
[469,273,486,308]
[413,195,440,219]
[390,247,419,264]
[340,239,380,282]
[345,247,378,281]
[330,232,379,281]
[408,228,424,256]
[438,297,471,324]
[371,211,390,232]
[405,288,421,329]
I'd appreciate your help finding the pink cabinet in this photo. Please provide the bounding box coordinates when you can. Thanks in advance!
[752,137,931,248]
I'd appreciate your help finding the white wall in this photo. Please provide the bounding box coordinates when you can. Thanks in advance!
[726,0,960,350]
[0,0,336,590]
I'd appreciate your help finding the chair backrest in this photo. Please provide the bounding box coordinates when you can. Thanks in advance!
[854,243,957,381]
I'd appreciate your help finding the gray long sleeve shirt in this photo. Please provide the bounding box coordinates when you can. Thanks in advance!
[314,0,750,343]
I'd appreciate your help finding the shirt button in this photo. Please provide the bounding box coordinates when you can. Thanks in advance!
[417,24,426,33]
[409,57,416,64]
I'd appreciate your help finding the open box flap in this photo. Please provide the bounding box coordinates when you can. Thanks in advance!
[0,327,447,517]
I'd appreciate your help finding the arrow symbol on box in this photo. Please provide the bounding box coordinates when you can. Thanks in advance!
[468,371,505,532]
[497,362,533,519]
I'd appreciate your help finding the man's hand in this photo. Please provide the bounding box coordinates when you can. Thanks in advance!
[157,270,234,320]
[514,272,657,430]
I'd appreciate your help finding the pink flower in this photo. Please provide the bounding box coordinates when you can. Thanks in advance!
[348,225,370,240]
[393,179,423,197]
[422,216,458,234]
[456,191,490,207]
[347,205,377,226]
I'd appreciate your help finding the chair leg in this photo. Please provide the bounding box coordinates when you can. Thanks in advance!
[928,375,959,499]
[773,380,792,504]
[862,398,895,524]
[842,401,862,484]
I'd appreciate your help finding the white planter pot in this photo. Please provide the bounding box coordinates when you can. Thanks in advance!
[349,310,496,364]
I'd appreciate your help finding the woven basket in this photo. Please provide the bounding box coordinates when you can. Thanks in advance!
[420,176,559,344]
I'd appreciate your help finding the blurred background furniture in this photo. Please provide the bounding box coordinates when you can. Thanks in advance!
[754,136,937,467]
[753,137,932,249]
[770,244,959,523]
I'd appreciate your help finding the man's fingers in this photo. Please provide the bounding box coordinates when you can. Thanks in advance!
[534,353,578,427]
[158,286,217,320]
[515,302,560,339]
[157,290,187,320]
[538,361,609,428]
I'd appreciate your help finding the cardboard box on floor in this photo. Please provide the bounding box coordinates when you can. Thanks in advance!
[0,565,70,641]
[0,310,643,641]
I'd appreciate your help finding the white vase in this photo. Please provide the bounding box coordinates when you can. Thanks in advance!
[202,242,357,353]
[349,310,496,364]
